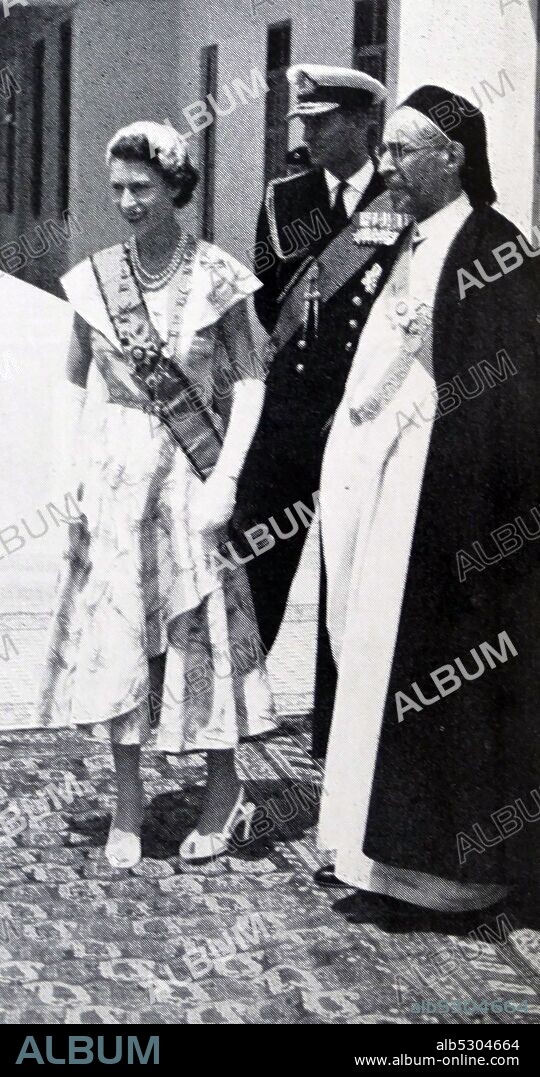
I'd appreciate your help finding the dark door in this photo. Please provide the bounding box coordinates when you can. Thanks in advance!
[0,3,74,296]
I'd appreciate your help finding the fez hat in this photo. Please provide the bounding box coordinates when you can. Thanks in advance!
[287,64,386,119]
[400,85,497,206]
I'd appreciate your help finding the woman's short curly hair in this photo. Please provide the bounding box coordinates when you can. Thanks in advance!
[107,124,199,209]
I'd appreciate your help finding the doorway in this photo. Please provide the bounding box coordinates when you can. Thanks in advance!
[0,2,74,296]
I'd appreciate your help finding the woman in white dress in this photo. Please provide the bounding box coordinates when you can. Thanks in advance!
[39,122,277,868]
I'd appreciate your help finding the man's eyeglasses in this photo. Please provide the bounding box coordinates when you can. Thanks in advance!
[374,143,440,166]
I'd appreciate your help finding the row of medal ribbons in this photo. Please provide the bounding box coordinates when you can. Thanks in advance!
[354,210,412,246]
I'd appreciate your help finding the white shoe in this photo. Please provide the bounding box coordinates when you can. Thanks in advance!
[179,786,256,863]
[105,828,142,869]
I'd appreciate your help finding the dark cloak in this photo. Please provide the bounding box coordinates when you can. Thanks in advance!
[362,206,540,886]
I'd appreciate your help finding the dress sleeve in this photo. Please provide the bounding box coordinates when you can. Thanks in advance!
[66,312,93,388]
[218,299,269,384]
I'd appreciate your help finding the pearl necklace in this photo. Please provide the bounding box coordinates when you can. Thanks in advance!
[128,231,189,291]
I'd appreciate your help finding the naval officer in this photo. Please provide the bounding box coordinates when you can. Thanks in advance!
[235,64,408,757]
[252,64,388,334]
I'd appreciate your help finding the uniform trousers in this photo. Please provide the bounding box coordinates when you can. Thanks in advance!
[234,448,336,758]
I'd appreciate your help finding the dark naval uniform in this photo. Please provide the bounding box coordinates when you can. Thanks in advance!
[252,165,385,334]
[235,164,408,756]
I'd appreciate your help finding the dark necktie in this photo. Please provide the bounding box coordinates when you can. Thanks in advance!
[331,180,349,231]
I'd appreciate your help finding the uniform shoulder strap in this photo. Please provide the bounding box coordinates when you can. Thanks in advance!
[265,170,326,262]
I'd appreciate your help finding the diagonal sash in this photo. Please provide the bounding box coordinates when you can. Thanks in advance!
[90,242,224,481]
[272,193,410,353]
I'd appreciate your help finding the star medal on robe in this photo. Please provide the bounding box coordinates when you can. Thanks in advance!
[388,297,432,354]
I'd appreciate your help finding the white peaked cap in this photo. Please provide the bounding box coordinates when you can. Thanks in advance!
[287,64,387,118]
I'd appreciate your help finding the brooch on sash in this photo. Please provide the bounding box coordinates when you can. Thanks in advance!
[388,298,432,355]
[353,210,411,247]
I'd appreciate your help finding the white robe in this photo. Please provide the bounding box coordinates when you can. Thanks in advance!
[318,194,507,911]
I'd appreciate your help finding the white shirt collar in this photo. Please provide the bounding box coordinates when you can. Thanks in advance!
[414,192,472,247]
[325,160,375,215]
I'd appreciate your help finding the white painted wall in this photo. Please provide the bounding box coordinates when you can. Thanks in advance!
[69,0,184,263]
[395,0,538,236]
[0,274,73,597]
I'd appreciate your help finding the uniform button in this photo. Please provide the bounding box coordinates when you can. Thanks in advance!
[349,318,359,329]
[352,295,363,307]
[296,362,305,373]
[345,341,354,351]
[297,339,307,351]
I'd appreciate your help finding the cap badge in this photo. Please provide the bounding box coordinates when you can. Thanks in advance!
[297,72,318,98]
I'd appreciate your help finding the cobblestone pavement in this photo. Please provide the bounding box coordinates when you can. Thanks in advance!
[1,564,540,1024]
